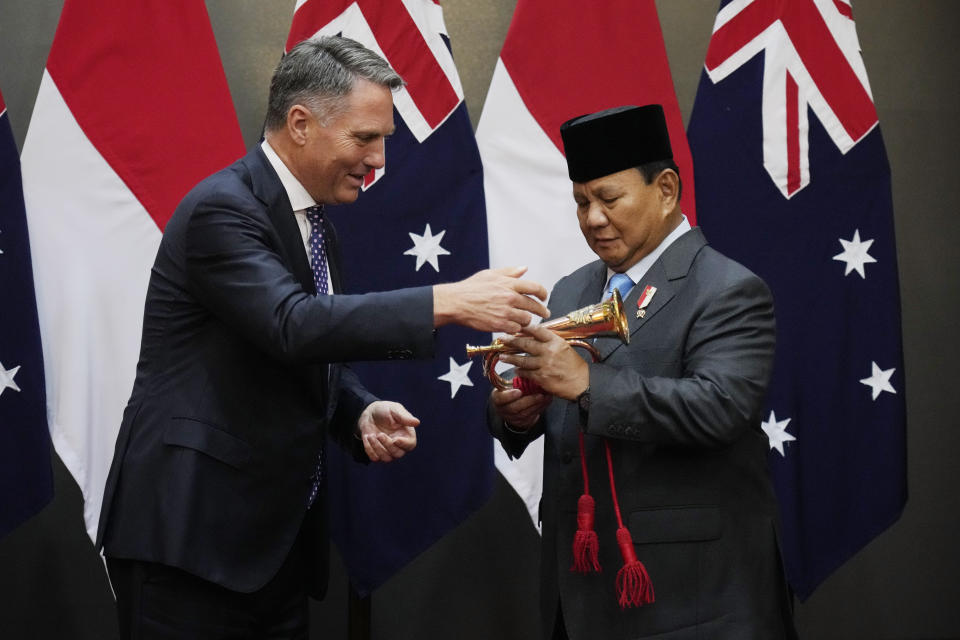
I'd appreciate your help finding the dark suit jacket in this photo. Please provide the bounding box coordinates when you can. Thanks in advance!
[96,146,435,597]
[492,228,797,639]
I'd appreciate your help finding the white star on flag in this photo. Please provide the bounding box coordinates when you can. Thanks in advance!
[761,410,796,456]
[833,229,877,278]
[437,357,473,398]
[403,223,451,272]
[860,361,897,400]
[0,361,22,397]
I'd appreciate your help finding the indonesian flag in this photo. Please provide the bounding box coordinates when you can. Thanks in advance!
[477,0,697,528]
[20,0,244,542]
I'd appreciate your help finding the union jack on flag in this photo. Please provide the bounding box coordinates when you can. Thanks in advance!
[703,0,878,198]
[689,0,906,599]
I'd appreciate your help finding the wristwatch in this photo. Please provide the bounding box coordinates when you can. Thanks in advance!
[576,386,591,415]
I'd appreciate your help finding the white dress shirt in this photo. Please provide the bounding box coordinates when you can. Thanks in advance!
[602,215,692,299]
[260,140,332,291]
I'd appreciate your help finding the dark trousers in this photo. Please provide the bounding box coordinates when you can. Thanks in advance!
[106,534,309,639]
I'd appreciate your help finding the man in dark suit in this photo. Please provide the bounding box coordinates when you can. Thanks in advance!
[96,36,548,638]
[490,105,797,639]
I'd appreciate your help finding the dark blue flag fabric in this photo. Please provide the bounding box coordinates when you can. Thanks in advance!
[286,1,494,595]
[0,90,53,538]
[687,0,906,599]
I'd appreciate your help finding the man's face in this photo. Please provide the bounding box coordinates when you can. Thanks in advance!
[573,168,672,271]
[300,78,395,205]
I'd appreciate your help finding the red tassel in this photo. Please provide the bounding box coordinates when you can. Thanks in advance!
[571,494,601,573]
[512,376,543,396]
[614,527,654,608]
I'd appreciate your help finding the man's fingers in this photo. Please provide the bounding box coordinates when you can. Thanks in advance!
[388,405,420,428]
[510,393,550,413]
[390,430,417,453]
[377,433,403,460]
[520,324,555,341]
[501,335,542,355]
[510,295,550,320]
[379,431,416,461]
[511,278,549,302]
[492,265,528,278]
[491,388,524,407]
[363,434,386,462]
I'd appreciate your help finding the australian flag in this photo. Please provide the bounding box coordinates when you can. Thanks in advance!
[0,89,53,539]
[285,1,494,594]
[688,0,907,599]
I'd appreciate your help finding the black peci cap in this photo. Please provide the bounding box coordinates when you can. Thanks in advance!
[560,104,673,183]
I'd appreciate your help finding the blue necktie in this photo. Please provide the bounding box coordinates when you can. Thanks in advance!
[305,205,327,507]
[605,272,634,301]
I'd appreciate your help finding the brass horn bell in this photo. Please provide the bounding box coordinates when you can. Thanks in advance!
[465,289,630,390]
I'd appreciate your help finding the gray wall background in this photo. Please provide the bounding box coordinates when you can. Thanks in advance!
[1,1,958,638]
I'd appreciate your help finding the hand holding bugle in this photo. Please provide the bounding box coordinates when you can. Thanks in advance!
[466,290,630,390]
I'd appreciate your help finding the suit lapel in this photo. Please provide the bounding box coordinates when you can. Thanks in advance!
[243,146,315,294]
[596,227,707,361]
[576,263,607,310]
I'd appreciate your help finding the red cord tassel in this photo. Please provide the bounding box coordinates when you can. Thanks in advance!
[614,527,655,608]
[512,376,543,395]
[571,494,601,573]
[570,432,601,573]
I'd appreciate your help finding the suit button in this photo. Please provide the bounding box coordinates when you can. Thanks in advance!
[561,452,574,464]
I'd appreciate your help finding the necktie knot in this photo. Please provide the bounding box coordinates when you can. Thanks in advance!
[606,273,634,300]
[305,205,323,226]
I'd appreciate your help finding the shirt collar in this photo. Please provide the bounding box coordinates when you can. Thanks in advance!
[605,214,692,292]
[260,139,316,213]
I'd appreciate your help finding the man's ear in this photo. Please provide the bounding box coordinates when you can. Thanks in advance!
[287,104,311,146]
[656,169,680,210]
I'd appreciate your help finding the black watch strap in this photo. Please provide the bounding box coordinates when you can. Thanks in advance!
[576,386,591,414]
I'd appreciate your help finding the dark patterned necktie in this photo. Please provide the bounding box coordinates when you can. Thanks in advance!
[305,205,329,295]
[305,205,327,507]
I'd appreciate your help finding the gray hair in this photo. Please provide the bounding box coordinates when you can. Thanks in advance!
[636,159,683,202]
[264,36,405,132]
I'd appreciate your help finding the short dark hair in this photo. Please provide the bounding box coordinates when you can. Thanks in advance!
[636,159,683,202]
[264,36,404,132]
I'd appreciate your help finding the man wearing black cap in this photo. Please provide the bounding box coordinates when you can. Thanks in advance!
[489,105,797,639]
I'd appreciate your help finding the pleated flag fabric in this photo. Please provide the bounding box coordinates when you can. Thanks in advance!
[0,89,53,539]
[688,0,907,599]
[20,0,245,542]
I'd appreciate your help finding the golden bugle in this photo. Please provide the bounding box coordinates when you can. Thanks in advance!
[465,289,630,390]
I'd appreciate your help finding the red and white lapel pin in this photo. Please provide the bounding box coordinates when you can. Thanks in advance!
[636,285,657,319]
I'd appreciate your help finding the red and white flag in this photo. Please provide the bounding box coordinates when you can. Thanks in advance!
[477,0,696,527]
[20,0,244,541]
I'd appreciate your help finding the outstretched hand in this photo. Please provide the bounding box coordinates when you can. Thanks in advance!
[357,401,419,462]
[433,266,550,334]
